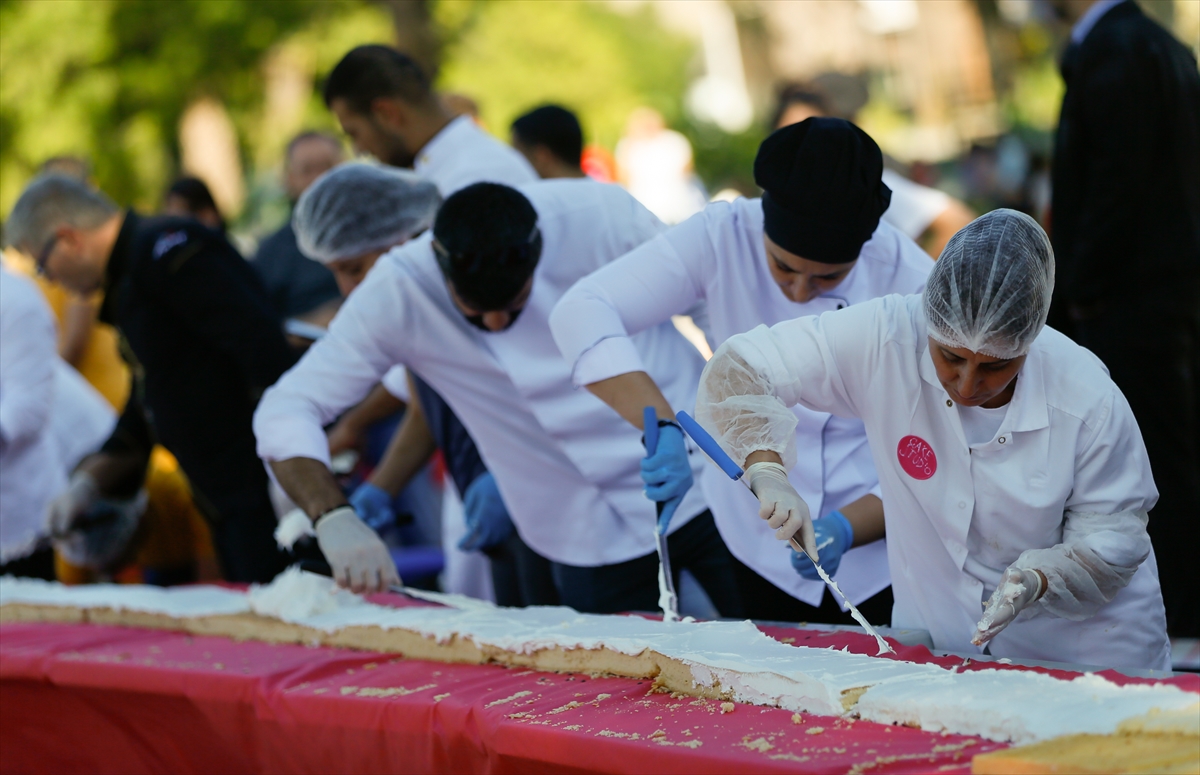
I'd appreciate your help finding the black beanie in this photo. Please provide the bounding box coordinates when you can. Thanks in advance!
[754,117,892,264]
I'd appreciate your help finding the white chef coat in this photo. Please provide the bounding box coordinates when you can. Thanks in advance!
[414,114,538,197]
[0,268,65,563]
[702,294,1169,671]
[550,197,933,606]
[256,179,710,567]
[380,114,539,406]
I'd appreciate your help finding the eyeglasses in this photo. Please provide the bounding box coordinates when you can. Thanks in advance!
[34,234,59,277]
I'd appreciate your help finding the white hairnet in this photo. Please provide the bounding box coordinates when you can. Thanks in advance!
[293,162,441,264]
[923,208,1054,359]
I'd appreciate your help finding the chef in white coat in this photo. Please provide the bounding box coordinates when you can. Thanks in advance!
[255,177,745,616]
[695,209,1170,671]
[321,44,538,598]
[551,118,933,624]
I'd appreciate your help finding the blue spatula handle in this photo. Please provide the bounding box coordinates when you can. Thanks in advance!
[676,411,744,481]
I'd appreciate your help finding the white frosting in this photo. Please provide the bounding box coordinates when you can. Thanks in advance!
[811,562,894,656]
[0,575,248,617]
[274,509,315,550]
[3,572,1194,744]
[855,669,1200,745]
[656,558,679,622]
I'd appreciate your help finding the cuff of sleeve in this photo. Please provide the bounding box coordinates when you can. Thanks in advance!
[256,418,333,469]
[381,365,410,402]
[572,336,647,387]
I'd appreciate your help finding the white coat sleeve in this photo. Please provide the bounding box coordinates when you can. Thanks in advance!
[0,274,57,447]
[550,190,683,387]
[696,299,884,470]
[253,265,407,469]
[1014,385,1156,621]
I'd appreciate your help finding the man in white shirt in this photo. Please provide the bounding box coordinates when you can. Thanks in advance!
[320,45,540,599]
[255,179,745,616]
[551,119,932,625]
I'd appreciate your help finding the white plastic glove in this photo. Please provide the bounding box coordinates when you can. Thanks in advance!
[972,566,1046,646]
[745,461,816,559]
[47,472,100,537]
[314,506,401,594]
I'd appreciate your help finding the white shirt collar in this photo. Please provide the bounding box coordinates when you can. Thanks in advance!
[414,115,475,176]
[1071,0,1123,44]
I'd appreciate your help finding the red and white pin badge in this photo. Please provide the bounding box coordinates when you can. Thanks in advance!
[897,435,937,480]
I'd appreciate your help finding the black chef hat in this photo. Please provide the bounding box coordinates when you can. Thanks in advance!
[754,117,891,264]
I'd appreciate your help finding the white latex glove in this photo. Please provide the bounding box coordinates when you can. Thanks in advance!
[47,472,100,536]
[314,506,401,594]
[745,461,816,558]
[972,566,1046,646]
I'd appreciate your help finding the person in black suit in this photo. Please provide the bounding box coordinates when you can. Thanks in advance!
[1049,0,1200,637]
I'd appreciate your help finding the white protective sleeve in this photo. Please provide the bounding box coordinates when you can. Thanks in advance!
[695,309,872,471]
[1012,383,1156,620]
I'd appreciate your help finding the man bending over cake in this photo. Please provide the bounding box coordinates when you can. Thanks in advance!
[254,172,745,618]
[694,208,1170,671]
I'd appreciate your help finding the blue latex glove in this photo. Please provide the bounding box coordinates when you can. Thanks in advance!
[349,482,395,531]
[458,472,514,552]
[641,423,693,533]
[791,510,854,579]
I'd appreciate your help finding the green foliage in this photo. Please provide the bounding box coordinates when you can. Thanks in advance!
[432,0,695,151]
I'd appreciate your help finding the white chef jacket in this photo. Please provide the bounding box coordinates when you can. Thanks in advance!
[550,197,933,606]
[700,294,1169,671]
[256,179,710,567]
[0,268,65,563]
[379,114,539,400]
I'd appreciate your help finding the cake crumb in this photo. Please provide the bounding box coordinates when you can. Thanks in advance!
[564,725,581,731]
[485,690,532,708]
[597,730,641,740]
[677,739,703,749]
[780,637,796,644]
[341,686,358,696]
[363,663,377,670]
[720,702,735,714]
[805,726,825,735]
[650,729,667,739]
[548,701,582,715]
[433,693,450,702]
[741,737,774,753]
[791,713,804,724]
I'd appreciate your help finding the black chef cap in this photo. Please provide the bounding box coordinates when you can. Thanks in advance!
[754,117,891,264]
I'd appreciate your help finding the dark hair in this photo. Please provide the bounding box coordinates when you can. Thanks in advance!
[770,83,829,130]
[165,176,224,231]
[511,105,584,167]
[433,183,541,310]
[323,45,435,114]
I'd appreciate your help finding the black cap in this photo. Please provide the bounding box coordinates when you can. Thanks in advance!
[754,117,891,264]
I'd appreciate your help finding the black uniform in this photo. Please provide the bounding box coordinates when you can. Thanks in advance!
[99,212,297,582]
[1049,0,1200,636]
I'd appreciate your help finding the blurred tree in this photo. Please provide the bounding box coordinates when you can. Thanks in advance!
[431,0,694,151]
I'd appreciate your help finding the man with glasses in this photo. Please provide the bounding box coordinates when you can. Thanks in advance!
[255,178,745,616]
[4,175,296,583]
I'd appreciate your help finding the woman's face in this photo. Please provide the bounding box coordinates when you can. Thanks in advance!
[928,338,1026,408]
[764,235,856,304]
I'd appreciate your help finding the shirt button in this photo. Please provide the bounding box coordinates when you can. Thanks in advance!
[958,501,967,509]
[946,399,953,407]
[998,436,1006,444]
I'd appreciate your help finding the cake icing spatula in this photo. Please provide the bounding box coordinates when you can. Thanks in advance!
[675,411,895,655]
[644,406,680,622]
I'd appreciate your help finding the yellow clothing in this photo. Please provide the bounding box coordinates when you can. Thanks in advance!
[56,447,218,585]
[1,250,129,409]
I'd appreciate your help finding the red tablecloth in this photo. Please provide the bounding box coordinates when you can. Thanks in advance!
[2,598,1196,775]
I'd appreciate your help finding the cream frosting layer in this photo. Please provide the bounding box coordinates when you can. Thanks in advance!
[3,571,1194,744]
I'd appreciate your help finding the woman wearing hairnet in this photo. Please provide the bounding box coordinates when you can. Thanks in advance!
[696,209,1170,671]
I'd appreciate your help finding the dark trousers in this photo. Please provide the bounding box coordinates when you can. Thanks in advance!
[549,510,745,618]
[1074,308,1200,637]
[487,530,560,608]
[732,557,894,626]
[0,546,55,581]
